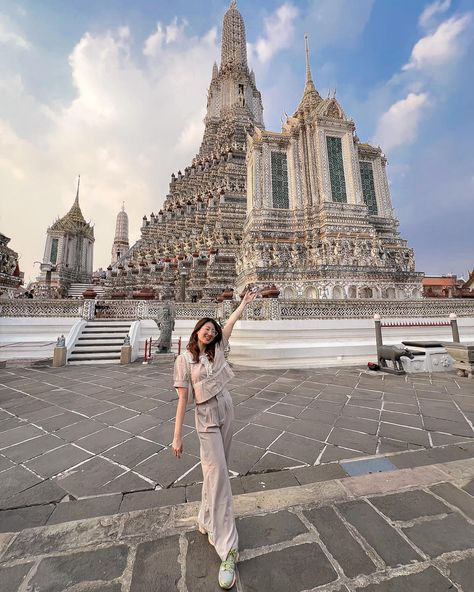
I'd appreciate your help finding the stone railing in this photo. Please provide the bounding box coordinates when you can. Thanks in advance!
[1,298,473,322]
[275,299,474,321]
[0,299,84,318]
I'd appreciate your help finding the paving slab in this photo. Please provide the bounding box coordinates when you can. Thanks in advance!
[447,557,474,591]
[0,563,34,591]
[47,494,122,525]
[121,488,185,512]
[0,465,41,500]
[291,462,348,485]
[186,530,230,591]
[2,434,64,462]
[304,505,377,577]
[338,499,421,566]
[354,566,457,591]
[240,470,300,493]
[0,503,55,532]
[102,437,163,467]
[130,536,181,592]
[55,456,125,497]
[238,542,338,592]
[27,545,128,592]
[429,482,474,520]
[403,513,474,556]
[368,489,451,521]
[0,478,67,510]
[269,431,323,464]
[24,444,92,478]
[237,510,307,549]
[234,423,281,448]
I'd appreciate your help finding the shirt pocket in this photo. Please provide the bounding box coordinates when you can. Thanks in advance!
[195,397,220,432]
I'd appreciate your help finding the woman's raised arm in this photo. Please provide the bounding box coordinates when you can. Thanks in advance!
[222,291,256,342]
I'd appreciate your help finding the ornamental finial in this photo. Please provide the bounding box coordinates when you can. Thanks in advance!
[75,175,81,205]
[304,34,313,84]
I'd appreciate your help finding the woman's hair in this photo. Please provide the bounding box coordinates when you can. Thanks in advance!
[187,317,222,363]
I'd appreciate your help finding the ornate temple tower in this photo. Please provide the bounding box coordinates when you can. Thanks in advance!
[107,6,422,302]
[111,204,129,265]
[237,38,423,299]
[37,177,94,297]
[107,0,264,300]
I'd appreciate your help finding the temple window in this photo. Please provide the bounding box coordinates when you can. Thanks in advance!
[271,151,289,209]
[50,238,58,264]
[360,161,378,215]
[326,136,347,203]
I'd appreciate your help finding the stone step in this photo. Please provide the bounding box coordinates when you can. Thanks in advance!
[76,339,125,346]
[69,352,121,360]
[69,358,121,365]
[72,346,122,353]
[82,330,129,335]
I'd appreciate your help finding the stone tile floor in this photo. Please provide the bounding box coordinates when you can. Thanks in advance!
[0,362,473,531]
[1,460,473,591]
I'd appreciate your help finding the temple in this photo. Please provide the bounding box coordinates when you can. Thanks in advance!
[36,177,95,297]
[106,2,422,301]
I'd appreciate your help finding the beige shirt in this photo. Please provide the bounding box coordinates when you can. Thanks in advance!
[173,336,235,404]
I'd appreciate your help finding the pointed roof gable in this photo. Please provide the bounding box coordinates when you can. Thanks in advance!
[294,35,322,116]
[50,176,94,241]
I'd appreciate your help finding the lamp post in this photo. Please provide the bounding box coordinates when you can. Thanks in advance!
[179,265,187,302]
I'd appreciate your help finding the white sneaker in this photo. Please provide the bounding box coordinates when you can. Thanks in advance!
[218,548,238,590]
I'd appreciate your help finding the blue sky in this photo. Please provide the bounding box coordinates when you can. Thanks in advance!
[0,0,472,283]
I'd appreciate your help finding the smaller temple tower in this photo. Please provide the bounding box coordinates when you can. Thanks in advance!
[36,177,94,297]
[111,203,129,265]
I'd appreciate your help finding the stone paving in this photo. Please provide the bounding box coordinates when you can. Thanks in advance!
[0,363,473,532]
[0,457,473,591]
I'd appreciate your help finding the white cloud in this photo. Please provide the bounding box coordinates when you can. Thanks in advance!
[249,3,298,64]
[0,13,29,49]
[404,14,472,71]
[419,0,451,30]
[0,22,219,282]
[143,17,186,57]
[373,92,429,151]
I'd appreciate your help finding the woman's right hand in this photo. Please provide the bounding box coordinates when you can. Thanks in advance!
[172,435,183,458]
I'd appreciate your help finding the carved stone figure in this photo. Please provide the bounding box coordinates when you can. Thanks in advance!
[155,303,175,353]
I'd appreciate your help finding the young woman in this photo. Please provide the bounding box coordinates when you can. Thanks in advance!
[172,291,256,589]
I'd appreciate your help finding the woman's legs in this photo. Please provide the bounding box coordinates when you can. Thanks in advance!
[197,393,238,561]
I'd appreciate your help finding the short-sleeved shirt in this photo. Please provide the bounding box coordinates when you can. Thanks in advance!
[173,336,235,404]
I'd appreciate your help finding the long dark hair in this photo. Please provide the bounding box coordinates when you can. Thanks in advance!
[187,317,222,363]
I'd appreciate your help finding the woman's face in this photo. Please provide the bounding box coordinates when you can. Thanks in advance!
[197,321,218,347]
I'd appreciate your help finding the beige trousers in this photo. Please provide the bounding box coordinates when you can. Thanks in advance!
[195,389,238,560]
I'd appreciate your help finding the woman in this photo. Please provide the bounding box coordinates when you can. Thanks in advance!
[172,291,256,589]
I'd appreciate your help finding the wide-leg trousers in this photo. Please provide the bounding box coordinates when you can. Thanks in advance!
[195,389,238,561]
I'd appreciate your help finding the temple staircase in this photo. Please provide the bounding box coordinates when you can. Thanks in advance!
[68,283,106,299]
[68,319,131,365]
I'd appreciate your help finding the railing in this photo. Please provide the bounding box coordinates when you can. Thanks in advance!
[0,299,84,318]
[1,298,474,321]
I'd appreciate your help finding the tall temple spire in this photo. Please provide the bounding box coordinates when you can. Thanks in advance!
[111,203,129,264]
[221,0,248,70]
[305,34,313,84]
[294,34,321,116]
[75,175,81,206]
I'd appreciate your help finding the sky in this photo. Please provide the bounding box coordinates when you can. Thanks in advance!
[0,0,473,284]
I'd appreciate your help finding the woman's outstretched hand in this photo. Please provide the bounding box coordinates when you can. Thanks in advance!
[242,290,257,306]
[172,436,183,458]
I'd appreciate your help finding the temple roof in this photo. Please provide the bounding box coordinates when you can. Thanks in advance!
[294,35,322,116]
[221,0,248,70]
[50,177,94,241]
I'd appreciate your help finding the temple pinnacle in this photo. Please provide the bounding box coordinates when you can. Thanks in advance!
[304,34,313,83]
[75,175,81,205]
